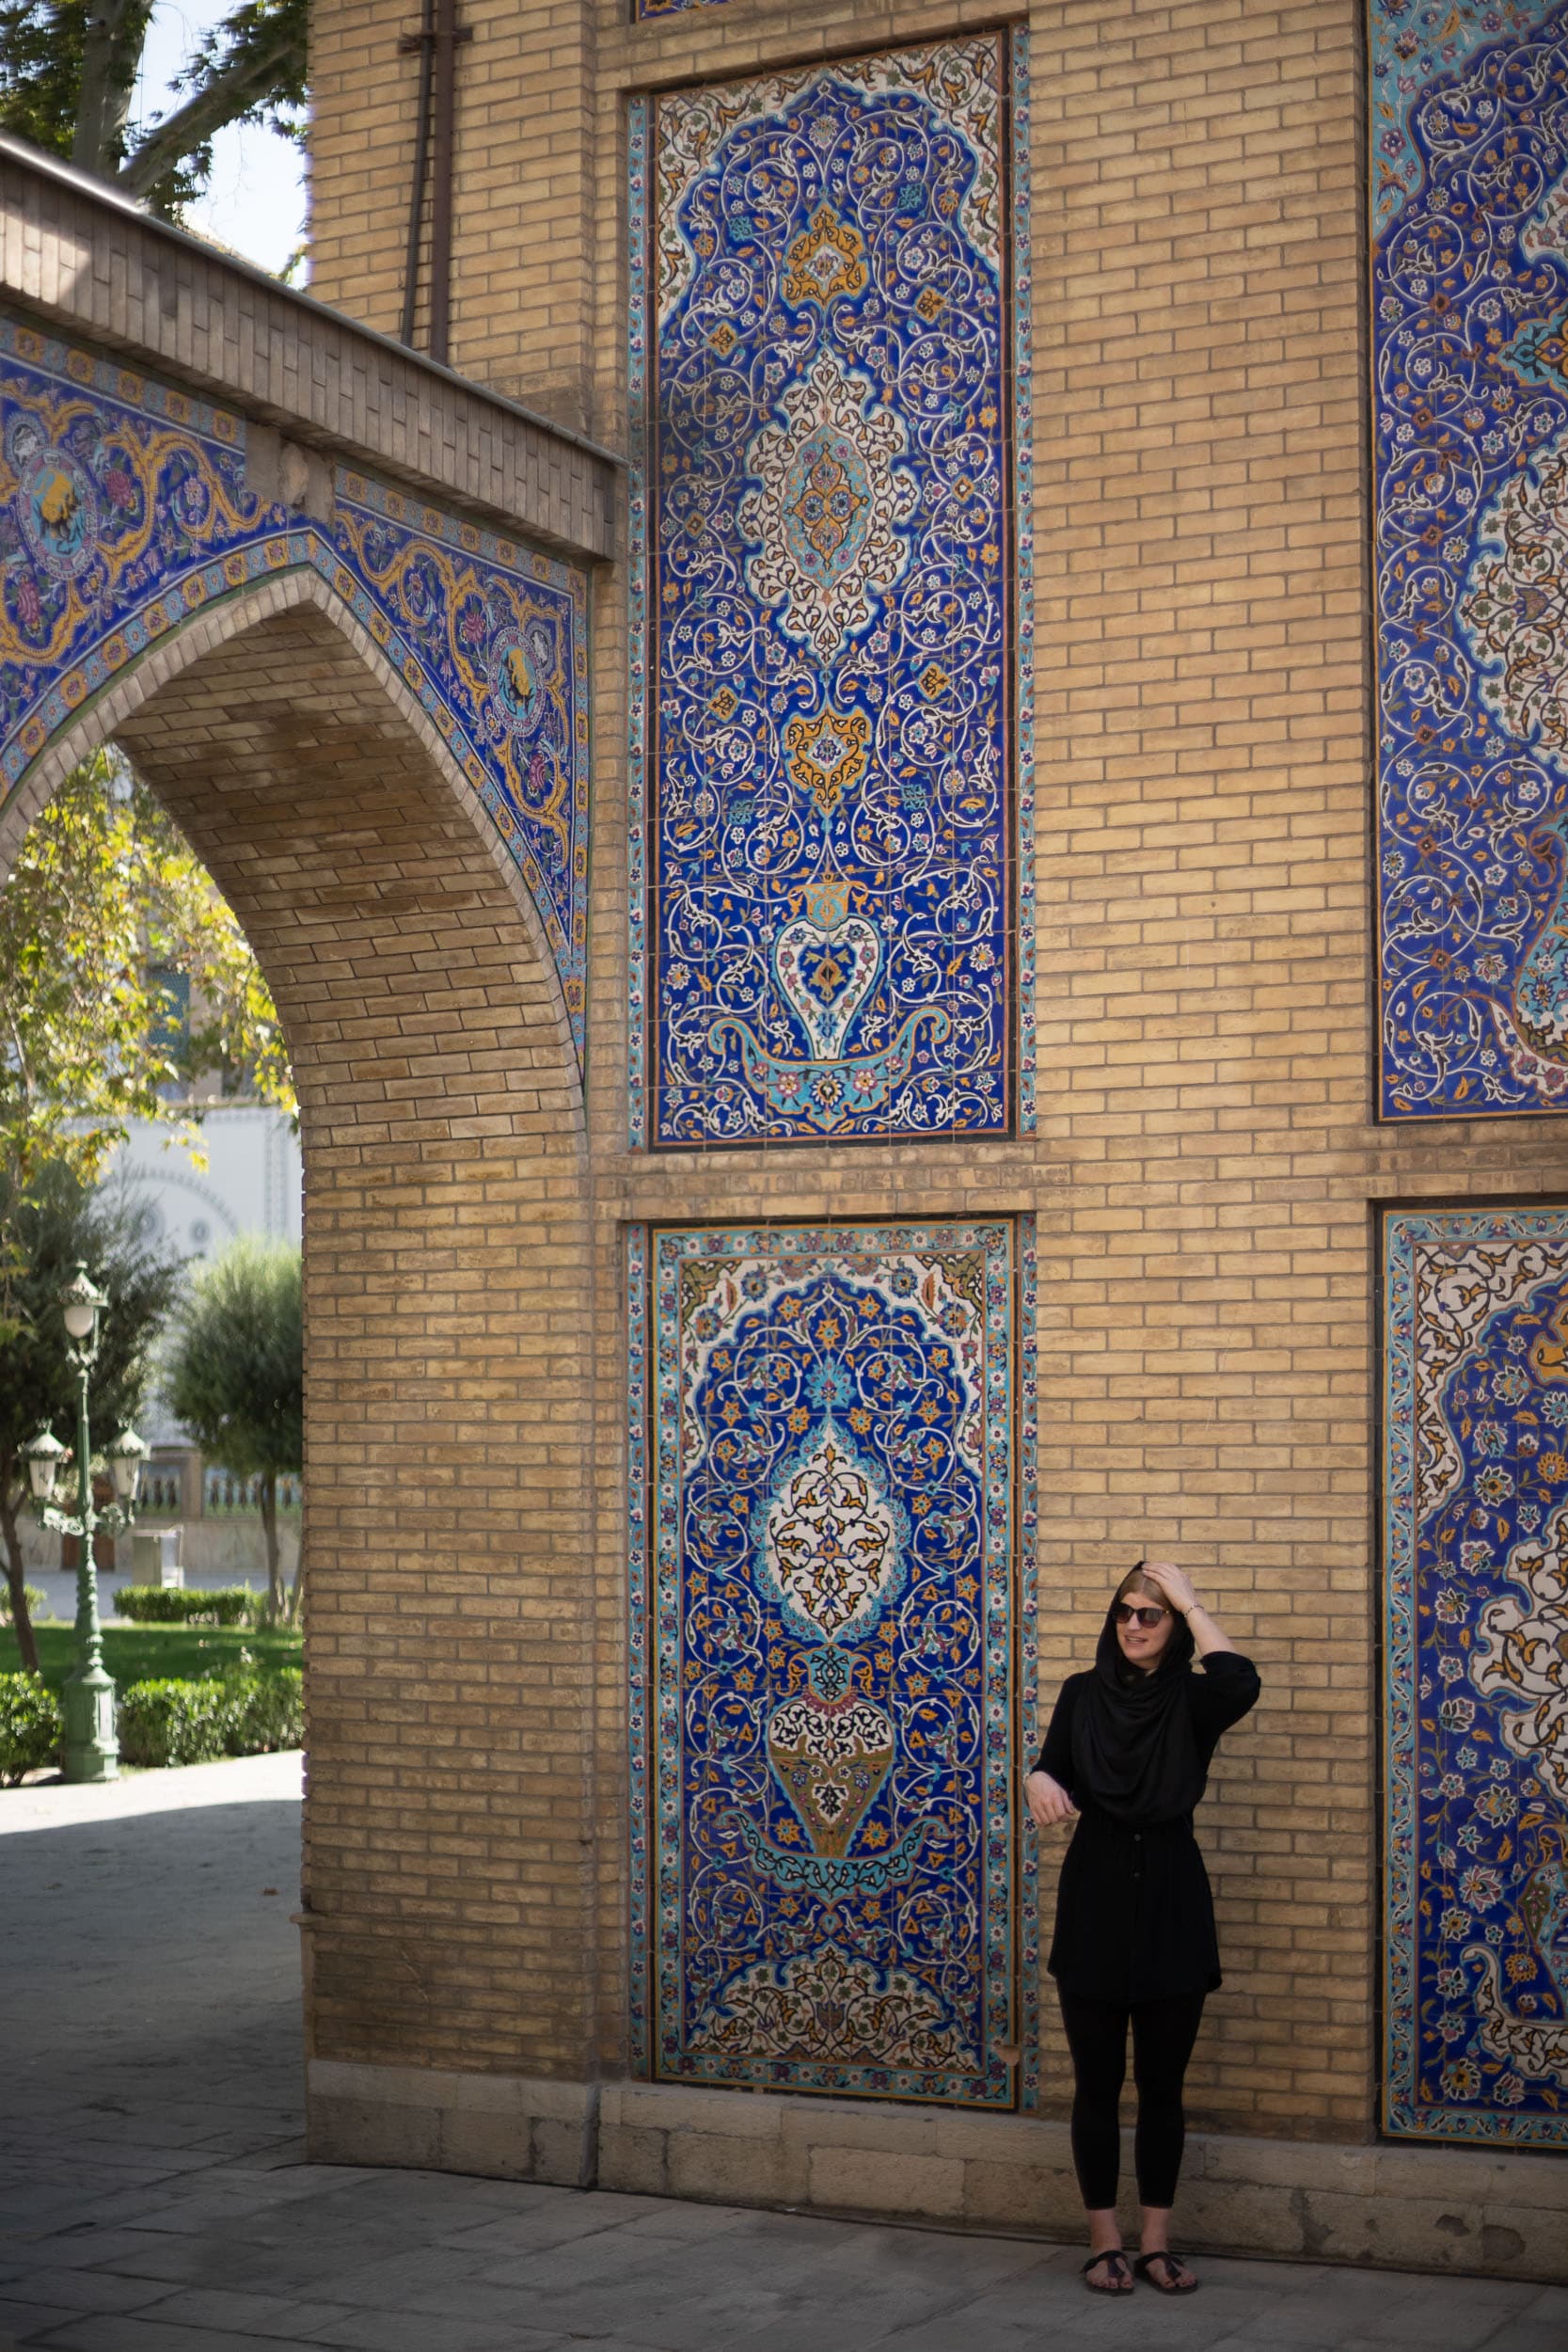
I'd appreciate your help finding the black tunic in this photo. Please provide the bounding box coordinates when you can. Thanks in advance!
[1033,1651,1260,2004]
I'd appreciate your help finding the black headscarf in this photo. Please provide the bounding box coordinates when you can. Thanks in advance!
[1069,1590,1204,1826]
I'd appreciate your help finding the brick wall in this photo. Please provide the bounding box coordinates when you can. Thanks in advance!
[113,596,597,2081]
[296,0,1568,2150]
[309,0,596,431]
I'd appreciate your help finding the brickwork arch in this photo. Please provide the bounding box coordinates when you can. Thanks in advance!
[0,568,583,1089]
[1,574,600,2089]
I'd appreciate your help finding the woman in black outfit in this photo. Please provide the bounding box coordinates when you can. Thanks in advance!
[1025,1559,1259,2297]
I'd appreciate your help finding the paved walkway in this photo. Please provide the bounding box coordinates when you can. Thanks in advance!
[4,1758,1564,2352]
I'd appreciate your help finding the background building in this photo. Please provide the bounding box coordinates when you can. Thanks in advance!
[105,1104,302,1270]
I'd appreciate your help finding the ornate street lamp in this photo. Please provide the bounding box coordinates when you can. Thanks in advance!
[24,1264,147,1784]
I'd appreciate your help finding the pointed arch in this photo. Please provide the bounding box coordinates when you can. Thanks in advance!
[0,567,584,1103]
[3,577,599,2086]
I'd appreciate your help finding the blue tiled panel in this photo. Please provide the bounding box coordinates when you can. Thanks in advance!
[635,0,728,17]
[0,316,590,1069]
[1384,1207,1568,2146]
[629,35,1033,1147]
[628,1217,1037,2106]
[1372,1,1568,1117]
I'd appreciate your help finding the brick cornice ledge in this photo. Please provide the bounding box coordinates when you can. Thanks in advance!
[0,135,619,564]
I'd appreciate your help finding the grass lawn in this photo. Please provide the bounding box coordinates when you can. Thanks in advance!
[1,1621,304,1692]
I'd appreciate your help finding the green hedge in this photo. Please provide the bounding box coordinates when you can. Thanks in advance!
[112,1585,263,1628]
[0,1582,46,1625]
[117,1668,303,1768]
[0,1671,62,1785]
[229,1669,304,1755]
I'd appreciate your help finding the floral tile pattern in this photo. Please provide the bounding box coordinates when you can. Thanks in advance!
[628,1217,1036,2106]
[1373,0,1568,1118]
[628,35,1033,1148]
[0,316,590,1068]
[1384,1207,1568,2145]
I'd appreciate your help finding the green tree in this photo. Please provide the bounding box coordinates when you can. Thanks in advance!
[0,751,295,1333]
[0,0,307,216]
[0,1161,180,1672]
[162,1237,303,1620]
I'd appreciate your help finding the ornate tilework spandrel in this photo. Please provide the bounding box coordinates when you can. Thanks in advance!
[0,319,591,1068]
[634,39,1028,1147]
[1384,1209,1568,2146]
[1371,1,1568,1118]
[627,1220,1034,2107]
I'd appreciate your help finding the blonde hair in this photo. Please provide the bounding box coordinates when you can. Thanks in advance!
[1114,1562,1168,1611]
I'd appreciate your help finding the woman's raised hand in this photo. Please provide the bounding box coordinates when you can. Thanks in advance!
[1140,1559,1197,1617]
[1024,1769,1078,1829]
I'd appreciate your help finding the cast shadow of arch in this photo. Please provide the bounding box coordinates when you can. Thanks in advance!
[3,1790,307,2168]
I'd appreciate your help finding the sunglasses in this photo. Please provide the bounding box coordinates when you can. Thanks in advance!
[1113,1602,1170,1629]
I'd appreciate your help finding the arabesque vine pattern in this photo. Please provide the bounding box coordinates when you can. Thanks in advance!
[1373,0,1568,1117]
[633,37,1029,1146]
[1385,1208,1568,2146]
[627,1218,1036,2106]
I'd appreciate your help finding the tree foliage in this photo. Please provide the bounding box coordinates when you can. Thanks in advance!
[0,0,307,217]
[0,1161,181,1673]
[162,1236,303,1619]
[0,752,294,1311]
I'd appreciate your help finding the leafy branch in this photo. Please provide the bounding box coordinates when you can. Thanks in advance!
[0,0,307,217]
[0,752,296,1343]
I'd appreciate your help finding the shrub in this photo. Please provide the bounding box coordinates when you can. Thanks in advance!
[0,1583,46,1625]
[116,1668,304,1768]
[111,1585,263,1628]
[0,1671,62,1785]
[229,1667,304,1754]
[117,1676,233,1766]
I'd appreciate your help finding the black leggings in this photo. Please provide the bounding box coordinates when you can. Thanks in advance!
[1057,1987,1207,2211]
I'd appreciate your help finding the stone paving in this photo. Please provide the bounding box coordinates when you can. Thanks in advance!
[4,1756,1565,2352]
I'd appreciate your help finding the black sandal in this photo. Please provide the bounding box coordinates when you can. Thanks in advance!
[1134,2250,1198,2295]
[1082,2249,1133,2295]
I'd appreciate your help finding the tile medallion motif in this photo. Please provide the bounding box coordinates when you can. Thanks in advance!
[1384,1207,1568,2145]
[627,1218,1037,2106]
[1371,0,1568,1118]
[0,316,591,1069]
[628,34,1034,1147]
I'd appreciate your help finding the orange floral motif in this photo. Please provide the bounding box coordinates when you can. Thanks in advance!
[783,706,870,814]
[782,207,868,308]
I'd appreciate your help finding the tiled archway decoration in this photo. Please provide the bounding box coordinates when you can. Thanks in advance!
[0,315,590,1068]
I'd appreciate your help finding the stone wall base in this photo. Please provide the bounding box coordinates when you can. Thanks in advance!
[305,2067,1568,2285]
[306,2061,597,2187]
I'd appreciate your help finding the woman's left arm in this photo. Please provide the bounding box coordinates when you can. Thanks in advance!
[1139,1561,1237,1659]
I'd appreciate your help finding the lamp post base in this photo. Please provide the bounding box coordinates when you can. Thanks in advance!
[62,1661,119,1783]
